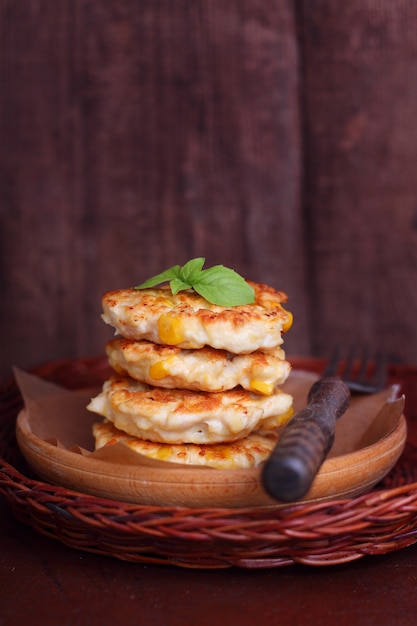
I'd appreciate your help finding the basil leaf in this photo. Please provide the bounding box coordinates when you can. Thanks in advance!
[134,258,255,306]
[169,277,192,294]
[178,257,205,284]
[194,266,255,306]
[135,264,181,289]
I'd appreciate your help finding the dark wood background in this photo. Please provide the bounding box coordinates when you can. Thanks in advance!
[1,0,417,378]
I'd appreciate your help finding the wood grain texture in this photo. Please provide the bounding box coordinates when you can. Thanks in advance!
[0,0,306,376]
[1,0,417,377]
[299,0,417,362]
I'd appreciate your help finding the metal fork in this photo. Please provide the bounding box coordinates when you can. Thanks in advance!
[322,345,388,394]
[262,345,388,502]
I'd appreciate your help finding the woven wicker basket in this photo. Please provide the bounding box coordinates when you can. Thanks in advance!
[2,356,417,569]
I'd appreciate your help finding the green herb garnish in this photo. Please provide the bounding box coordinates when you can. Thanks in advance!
[135,257,255,306]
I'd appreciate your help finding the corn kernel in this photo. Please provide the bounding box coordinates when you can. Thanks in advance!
[281,309,293,332]
[249,380,274,396]
[155,446,174,461]
[149,360,170,380]
[278,407,294,425]
[157,314,184,345]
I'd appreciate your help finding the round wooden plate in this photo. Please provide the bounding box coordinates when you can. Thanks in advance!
[15,370,407,508]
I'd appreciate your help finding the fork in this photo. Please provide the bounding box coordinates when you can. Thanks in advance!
[322,345,388,394]
[261,346,388,503]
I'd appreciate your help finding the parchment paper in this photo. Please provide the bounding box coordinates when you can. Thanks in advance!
[14,367,405,468]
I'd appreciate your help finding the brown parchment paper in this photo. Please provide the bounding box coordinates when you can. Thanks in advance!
[13,366,405,470]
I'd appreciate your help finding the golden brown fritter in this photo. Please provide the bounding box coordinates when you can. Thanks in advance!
[93,420,282,469]
[101,282,293,353]
[106,337,291,394]
[87,375,294,444]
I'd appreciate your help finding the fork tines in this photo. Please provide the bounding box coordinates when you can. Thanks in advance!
[323,345,388,394]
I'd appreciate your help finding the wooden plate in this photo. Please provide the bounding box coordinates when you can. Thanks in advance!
[15,369,407,508]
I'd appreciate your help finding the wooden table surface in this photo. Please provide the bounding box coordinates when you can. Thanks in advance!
[2,357,417,625]
[2,495,417,626]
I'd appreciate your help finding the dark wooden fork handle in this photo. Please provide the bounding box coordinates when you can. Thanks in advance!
[261,377,351,502]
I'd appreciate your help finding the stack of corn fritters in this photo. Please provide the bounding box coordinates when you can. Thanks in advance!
[87,281,294,469]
